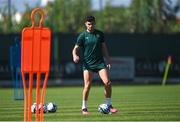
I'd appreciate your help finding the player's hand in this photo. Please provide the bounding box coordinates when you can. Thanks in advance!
[73,55,79,63]
[107,64,111,70]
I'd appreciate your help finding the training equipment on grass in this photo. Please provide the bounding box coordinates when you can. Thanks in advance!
[47,102,57,113]
[31,103,48,113]
[98,104,110,114]
[21,8,51,122]
[10,38,23,100]
[162,56,172,86]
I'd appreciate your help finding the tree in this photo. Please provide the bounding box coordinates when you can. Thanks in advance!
[130,0,180,33]
[1,0,180,33]
[0,2,16,33]
[44,0,92,33]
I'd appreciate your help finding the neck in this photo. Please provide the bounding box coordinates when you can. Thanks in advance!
[87,29,94,33]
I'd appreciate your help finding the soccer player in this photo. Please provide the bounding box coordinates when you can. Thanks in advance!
[72,16,118,115]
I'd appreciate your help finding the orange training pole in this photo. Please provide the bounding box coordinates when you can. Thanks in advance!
[28,73,33,121]
[40,73,49,121]
[21,8,51,122]
[21,73,27,121]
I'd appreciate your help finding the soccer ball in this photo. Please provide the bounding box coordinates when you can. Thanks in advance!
[98,104,110,114]
[47,102,57,113]
[31,103,48,113]
[31,103,36,113]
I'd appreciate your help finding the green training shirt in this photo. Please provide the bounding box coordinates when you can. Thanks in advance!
[76,29,106,71]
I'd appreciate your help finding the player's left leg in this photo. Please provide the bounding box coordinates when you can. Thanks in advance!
[98,68,118,113]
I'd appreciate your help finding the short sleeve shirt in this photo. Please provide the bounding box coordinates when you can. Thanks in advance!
[76,29,106,70]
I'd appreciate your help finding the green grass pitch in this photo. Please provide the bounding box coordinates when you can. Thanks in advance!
[0,85,180,121]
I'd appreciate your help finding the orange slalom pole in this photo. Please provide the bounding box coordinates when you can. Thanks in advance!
[21,73,27,121]
[36,73,41,121]
[28,73,33,121]
[40,73,49,121]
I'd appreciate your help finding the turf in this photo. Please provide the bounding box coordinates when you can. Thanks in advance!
[0,85,180,121]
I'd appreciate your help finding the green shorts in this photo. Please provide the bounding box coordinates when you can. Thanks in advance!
[83,63,106,73]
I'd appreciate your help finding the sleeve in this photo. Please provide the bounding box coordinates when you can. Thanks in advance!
[100,31,105,43]
[76,33,84,47]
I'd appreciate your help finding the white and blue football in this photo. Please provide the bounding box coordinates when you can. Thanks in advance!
[31,103,36,113]
[31,103,48,113]
[98,104,110,114]
[47,102,57,113]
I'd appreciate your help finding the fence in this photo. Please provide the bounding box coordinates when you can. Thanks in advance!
[0,33,180,86]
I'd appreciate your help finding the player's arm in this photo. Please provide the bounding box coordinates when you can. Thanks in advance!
[102,42,111,69]
[72,45,80,63]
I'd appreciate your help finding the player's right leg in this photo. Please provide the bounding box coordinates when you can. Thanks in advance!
[82,70,93,115]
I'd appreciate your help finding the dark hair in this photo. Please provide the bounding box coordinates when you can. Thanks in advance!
[85,16,95,22]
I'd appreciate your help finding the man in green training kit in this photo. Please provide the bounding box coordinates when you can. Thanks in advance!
[72,16,118,115]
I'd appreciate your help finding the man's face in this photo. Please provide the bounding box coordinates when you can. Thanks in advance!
[85,21,95,32]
